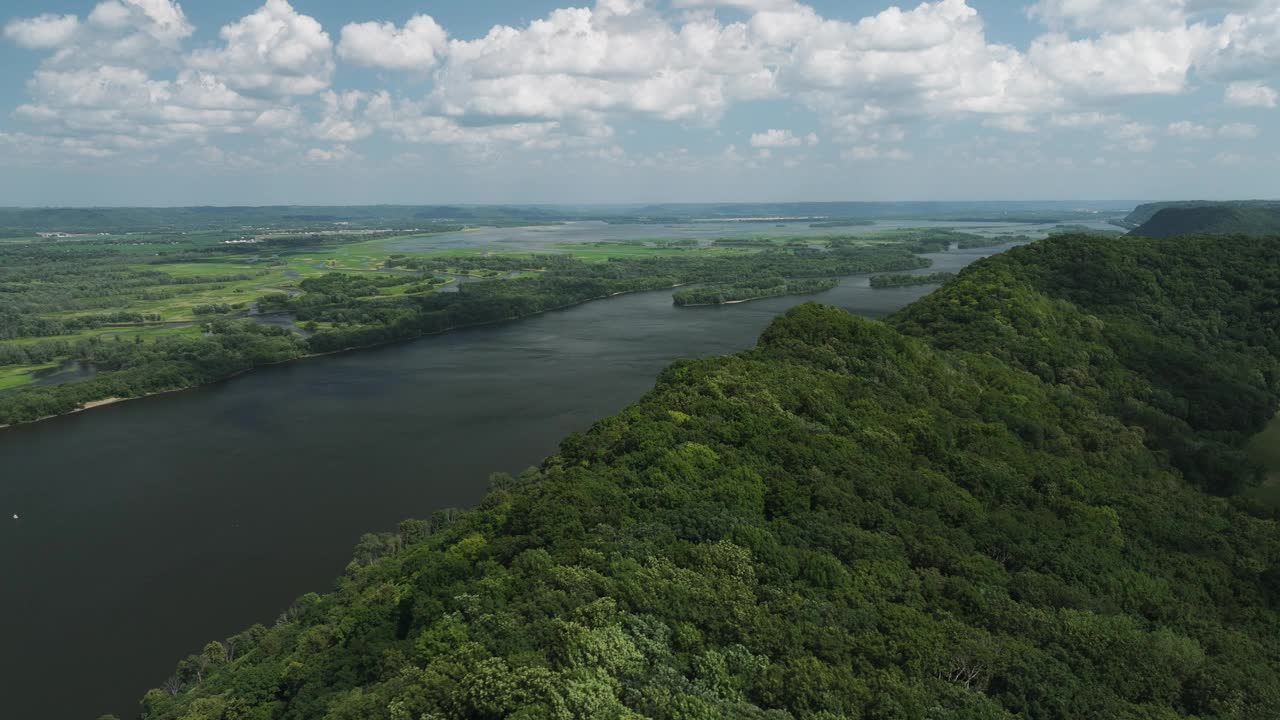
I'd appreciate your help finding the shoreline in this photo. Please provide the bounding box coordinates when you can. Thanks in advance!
[676,286,837,308]
[0,282,693,432]
[678,295,776,307]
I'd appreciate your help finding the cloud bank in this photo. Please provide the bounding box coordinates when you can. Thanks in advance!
[0,0,1275,180]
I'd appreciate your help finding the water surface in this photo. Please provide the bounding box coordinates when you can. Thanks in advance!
[388,219,1119,253]
[1,245,1003,719]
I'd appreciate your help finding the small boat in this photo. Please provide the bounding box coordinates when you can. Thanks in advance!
[12,514,18,520]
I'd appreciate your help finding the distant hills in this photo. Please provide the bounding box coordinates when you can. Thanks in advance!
[2,202,1129,235]
[1121,200,1280,227]
[1129,203,1280,238]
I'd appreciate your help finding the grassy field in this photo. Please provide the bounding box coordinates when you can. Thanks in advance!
[0,363,58,391]
[6,324,204,346]
[2,232,742,381]
[0,226,952,396]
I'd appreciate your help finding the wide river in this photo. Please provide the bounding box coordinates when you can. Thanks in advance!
[2,244,1008,719]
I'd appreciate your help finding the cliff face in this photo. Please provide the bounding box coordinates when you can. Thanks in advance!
[140,235,1280,720]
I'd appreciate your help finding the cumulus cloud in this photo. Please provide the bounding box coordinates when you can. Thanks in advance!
[1048,111,1125,127]
[1027,0,1265,33]
[984,115,1036,133]
[0,0,1275,168]
[1225,80,1278,107]
[188,0,334,97]
[339,15,448,70]
[0,0,342,164]
[305,144,357,163]
[1028,26,1216,97]
[0,130,119,163]
[426,1,777,125]
[1200,3,1280,79]
[842,145,912,162]
[4,0,193,68]
[1167,120,1215,138]
[1028,0,1189,32]
[749,129,818,148]
[1106,122,1157,152]
[1168,121,1261,139]
[313,91,374,142]
[1218,121,1259,139]
[3,14,79,49]
[357,91,611,150]
[775,0,1059,116]
[16,65,277,146]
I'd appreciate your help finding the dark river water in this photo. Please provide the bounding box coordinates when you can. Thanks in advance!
[0,246,1006,719]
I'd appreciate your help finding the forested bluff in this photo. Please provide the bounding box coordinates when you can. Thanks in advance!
[136,234,1280,720]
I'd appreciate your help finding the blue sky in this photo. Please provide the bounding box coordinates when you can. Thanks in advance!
[0,0,1276,206]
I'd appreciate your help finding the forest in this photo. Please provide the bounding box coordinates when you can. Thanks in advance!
[133,234,1280,720]
[293,246,923,353]
[868,272,956,289]
[673,278,838,306]
[1130,206,1280,238]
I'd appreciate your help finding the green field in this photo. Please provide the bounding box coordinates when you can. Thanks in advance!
[0,230,779,381]
[0,224,965,406]
[560,245,751,260]
[0,363,57,391]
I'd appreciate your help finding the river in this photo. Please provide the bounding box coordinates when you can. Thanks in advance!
[0,244,1006,719]
[387,219,1120,253]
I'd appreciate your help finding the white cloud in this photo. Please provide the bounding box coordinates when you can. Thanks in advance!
[1201,3,1280,79]
[1167,120,1214,138]
[1028,26,1216,97]
[187,0,334,97]
[0,130,119,164]
[5,1,193,66]
[1107,122,1156,152]
[0,0,1274,169]
[749,128,818,147]
[1028,0,1188,32]
[305,144,357,163]
[3,14,79,49]
[842,144,912,161]
[1049,111,1124,127]
[984,115,1036,133]
[1218,121,1258,139]
[313,91,373,142]
[16,65,271,146]
[777,0,1059,116]
[1027,0,1265,33]
[360,91,603,149]
[254,106,303,130]
[116,0,194,42]
[1225,80,1277,108]
[338,15,448,71]
[188,144,267,170]
[429,1,776,125]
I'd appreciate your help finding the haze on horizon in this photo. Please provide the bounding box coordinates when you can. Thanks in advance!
[0,0,1277,206]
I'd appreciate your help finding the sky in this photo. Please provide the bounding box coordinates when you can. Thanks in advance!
[0,0,1277,206]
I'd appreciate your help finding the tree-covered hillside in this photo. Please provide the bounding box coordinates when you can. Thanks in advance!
[137,235,1280,720]
[1129,206,1280,238]
[1121,201,1280,229]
